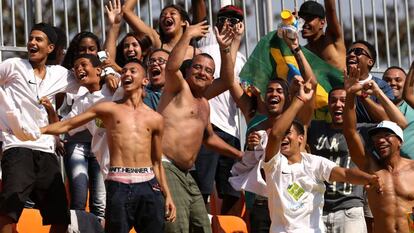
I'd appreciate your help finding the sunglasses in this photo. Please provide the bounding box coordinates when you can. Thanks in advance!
[217,16,241,26]
[347,47,371,59]
[147,57,167,66]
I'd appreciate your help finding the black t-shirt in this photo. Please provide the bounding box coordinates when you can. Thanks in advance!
[307,120,373,213]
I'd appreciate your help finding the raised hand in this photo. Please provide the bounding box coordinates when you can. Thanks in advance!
[297,81,314,102]
[184,20,209,39]
[215,22,236,50]
[361,80,380,97]
[105,0,123,25]
[234,21,245,41]
[282,27,299,49]
[344,67,362,95]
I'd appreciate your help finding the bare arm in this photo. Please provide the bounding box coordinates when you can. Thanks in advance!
[403,61,414,108]
[122,0,161,48]
[282,30,317,127]
[41,103,105,135]
[164,21,209,94]
[359,96,389,123]
[324,0,343,43]
[104,0,122,61]
[203,121,242,159]
[151,115,176,222]
[204,23,236,99]
[365,80,407,128]
[265,83,314,162]
[342,68,368,170]
[191,0,207,24]
[329,167,382,192]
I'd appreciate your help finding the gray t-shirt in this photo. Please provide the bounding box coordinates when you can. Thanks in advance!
[307,120,373,213]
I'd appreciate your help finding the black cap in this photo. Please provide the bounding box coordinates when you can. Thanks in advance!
[31,23,58,45]
[298,1,325,19]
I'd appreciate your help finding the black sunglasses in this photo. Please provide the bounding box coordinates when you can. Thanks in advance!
[217,16,241,26]
[347,47,371,59]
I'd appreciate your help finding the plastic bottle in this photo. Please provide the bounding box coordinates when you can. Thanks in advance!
[277,10,302,40]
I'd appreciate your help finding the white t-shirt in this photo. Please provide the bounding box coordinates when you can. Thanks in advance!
[0,58,79,153]
[63,85,115,176]
[198,27,246,139]
[262,152,337,233]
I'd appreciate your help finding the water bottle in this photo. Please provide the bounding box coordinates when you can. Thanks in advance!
[277,10,302,40]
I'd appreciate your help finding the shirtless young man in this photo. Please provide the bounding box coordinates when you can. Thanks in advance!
[40,61,176,233]
[157,21,242,233]
[299,0,346,70]
[343,66,414,233]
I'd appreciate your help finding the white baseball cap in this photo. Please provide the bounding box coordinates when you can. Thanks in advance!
[368,120,404,143]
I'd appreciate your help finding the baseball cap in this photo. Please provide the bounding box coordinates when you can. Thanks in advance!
[31,22,58,45]
[298,1,325,19]
[368,120,404,142]
[217,5,244,21]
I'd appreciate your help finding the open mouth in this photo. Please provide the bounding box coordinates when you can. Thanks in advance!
[333,110,343,117]
[163,18,175,30]
[281,140,290,148]
[28,47,39,53]
[268,97,281,105]
[123,78,133,85]
[150,68,161,77]
[126,50,137,58]
[77,72,87,81]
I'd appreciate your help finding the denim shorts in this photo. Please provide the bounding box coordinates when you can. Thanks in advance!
[105,178,165,233]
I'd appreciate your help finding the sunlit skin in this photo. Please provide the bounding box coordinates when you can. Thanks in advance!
[279,125,304,160]
[328,89,346,127]
[41,62,176,223]
[265,82,286,117]
[185,55,215,95]
[159,7,186,37]
[27,30,55,68]
[383,68,406,104]
[123,35,142,61]
[147,50,169,91]
[73,58,101,92]
[78,37,98,55]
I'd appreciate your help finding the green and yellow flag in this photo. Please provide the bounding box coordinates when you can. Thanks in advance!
[240,30,343,119]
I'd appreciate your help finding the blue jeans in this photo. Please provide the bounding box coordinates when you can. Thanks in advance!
[323,207,367,233]
[105,179,165,233]
[64,142,106,219]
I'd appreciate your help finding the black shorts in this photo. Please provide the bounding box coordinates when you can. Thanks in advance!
[0,147,70,225]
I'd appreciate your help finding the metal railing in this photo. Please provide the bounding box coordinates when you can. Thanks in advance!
[0,0,412,72]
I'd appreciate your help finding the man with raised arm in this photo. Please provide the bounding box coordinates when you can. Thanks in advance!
[343,66,414,233]
[41,60,176,233]
[263,82,383,233]
[158,21,242,233]
[299,0,346,71]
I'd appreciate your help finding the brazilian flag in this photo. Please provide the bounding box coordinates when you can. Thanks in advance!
[240,30,343,120]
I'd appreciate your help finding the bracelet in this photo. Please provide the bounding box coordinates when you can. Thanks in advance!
[291,46,301,54]
[220,47,230,53]
[296,95,306,103]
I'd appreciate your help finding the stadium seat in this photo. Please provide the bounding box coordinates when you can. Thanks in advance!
[211,215,248,233]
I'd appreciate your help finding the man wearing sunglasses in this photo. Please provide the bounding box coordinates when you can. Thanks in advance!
[346,40,394,123]
[192,1,247,215]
